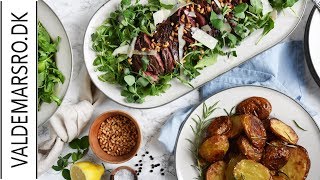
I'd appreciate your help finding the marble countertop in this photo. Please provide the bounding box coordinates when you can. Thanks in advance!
[38,0,320,179]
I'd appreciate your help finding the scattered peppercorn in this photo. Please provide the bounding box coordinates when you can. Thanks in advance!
[161,173,165,176]
[135,164,138,166]
[139,167,142,170]
[160,168,164,171]
[139,160,142,162]
[150,170,153,173]
[146,151,149,154]
[142,154,145,157]
[140,164,143,166]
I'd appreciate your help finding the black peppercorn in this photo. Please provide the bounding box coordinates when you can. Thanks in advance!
[161,173,165,175]
[150,170,153,173]
[146,151,149,154]
[139,160,142,162]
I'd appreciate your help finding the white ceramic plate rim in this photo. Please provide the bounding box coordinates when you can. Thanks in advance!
[37,0,73,126]
[83,0,306,109]
[174,85,320,180]
[305,7,320,87]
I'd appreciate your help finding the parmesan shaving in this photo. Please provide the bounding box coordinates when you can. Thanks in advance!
[191,27,218,50]
[128,37,137,58]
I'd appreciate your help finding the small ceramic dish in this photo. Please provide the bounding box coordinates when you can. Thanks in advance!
[110,166,138,180]
[89,110,142,164]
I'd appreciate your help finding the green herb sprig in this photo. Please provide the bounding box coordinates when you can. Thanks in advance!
[52,136,90,180]
[293,120,307,131]
[223,106,236,116]
[186,102,219,180]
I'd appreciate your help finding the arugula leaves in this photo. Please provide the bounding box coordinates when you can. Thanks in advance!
[91,0,298,103]
[52,136,90,180]
[269,0,298,10]
[38,22,64,109]
[92,0,180,103]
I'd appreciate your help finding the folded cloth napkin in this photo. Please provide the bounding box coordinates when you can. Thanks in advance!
[37,65,106,176]
[159,41,316,153]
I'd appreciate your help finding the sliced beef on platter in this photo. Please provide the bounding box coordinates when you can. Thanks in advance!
[170,40,179,62]
[147,54,165,75]
[143,71,159,82]
[161,48,175,73]
[132,33,165,75]
[132,56,143,72]
[194,11,207,27]
[153,20,173,44]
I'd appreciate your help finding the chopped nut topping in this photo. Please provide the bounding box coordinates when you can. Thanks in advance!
[163,42,170,48]
[200,8,205,14]
[128,58,133,65]
[181,14,186,23]
[97,115,138,156]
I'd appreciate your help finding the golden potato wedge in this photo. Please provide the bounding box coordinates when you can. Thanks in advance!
[199,135,229,163]
[241,114,266,149]
[207,116,232,137]
[262,118,271,130]
[237,136,263,161]
[272,175,287,180]
[206,161,226,180]
[233,159,271,180]
[269,118,298,144]
[225,115,244,138]
[224,140,240,162]
[236,97,272,120]
[279,145,310,180]
[225,155,244,180]
[261,140,290,170]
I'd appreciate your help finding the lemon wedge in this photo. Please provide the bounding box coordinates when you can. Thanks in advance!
[70,161,104,180]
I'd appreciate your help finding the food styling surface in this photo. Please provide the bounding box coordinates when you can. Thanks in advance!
[38,0,319,179]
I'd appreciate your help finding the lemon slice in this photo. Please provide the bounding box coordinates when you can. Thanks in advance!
[70,161,104,180]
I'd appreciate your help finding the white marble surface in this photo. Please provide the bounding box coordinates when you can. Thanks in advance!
[38,0,320,179]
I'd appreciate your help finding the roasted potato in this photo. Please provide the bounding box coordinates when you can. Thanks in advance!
[225,115,244,138]
[199,135,229,163]
[207,116,232,137]
[279,146,310,180]
[262,118,271,130]
[270,118,298,144]
[206,161,226,180]
[225,155,244,180]
[224,139,240,162]
[272,175,288,180]
[233,159,271,180]
[236,97,272,120]
[261,140,290,170]
[241,114,266,149]
[237,136,263,161]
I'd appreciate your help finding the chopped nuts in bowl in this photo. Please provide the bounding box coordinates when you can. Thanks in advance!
[89,110,142,164]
